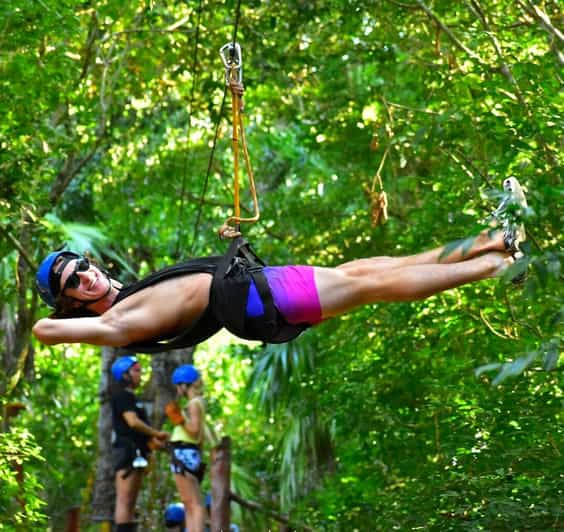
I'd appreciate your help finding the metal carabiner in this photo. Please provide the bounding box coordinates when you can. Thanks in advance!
[219,42,243,84]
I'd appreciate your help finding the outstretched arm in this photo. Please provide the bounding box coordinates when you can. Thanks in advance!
[33,273,212,347]
[32,296,184,347]
[32,315,131,347]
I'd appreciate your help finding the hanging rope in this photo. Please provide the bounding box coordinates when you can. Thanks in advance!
[217,41,260,239]
[175,0,204,257]
[364,145,390,227]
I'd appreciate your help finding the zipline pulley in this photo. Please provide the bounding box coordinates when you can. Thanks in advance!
[218,42,260,240]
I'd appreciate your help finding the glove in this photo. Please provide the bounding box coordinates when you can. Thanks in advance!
[165,400,184,426]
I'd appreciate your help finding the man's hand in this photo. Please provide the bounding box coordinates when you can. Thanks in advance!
[148,432,169,450]
[155,430,170,441]
[229,79,244,112]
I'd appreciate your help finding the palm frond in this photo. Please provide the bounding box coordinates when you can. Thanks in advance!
[279,411,335,508]
[247,338,315,415]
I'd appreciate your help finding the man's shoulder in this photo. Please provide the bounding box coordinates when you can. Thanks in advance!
[112,388,134,403]
[118,257,222,301]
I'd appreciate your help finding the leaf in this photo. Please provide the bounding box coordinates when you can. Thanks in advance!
[542,339,560,371]
[491,352,538,386]
[474,363,502,377]
[440,236,476,261]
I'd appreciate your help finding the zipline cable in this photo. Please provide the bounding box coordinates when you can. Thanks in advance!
[189,0,243,252]
[175,0,205,258]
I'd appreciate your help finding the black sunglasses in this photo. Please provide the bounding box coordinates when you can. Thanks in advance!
[60,257,90,294]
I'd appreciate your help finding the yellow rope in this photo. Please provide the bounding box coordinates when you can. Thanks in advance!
[218,64,260,239]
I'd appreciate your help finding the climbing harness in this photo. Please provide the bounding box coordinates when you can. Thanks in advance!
[218,42,260,239]
[115,240,307,353]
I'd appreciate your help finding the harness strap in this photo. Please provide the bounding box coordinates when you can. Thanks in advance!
[214,236,277,336]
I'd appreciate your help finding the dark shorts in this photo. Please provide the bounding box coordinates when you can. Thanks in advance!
[170,443,205,483]
[112,442,149,473]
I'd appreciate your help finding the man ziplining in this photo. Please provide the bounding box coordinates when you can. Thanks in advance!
[32,176,528,353]
[32,43,529,352]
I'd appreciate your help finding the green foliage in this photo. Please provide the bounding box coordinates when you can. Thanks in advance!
[11,344,102,530]
[0,427,47,530]
[1,0,562,530]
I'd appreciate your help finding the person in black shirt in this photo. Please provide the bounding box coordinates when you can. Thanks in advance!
[110,355,169,532]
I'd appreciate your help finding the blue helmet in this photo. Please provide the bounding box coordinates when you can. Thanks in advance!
[164,502,185,525]
[111,356,138,383]
[36,251,81,307]
[172,364,200,385]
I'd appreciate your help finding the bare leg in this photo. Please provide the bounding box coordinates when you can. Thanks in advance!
[337,230,505,272]
[175,473,205,532]
[316,251,511,318]
[115,469,143,524]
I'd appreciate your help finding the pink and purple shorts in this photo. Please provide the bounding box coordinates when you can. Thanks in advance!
[246,266,323,326]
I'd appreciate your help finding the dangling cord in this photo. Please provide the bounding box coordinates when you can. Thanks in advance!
[175,0,204,258]
[218,52,260,239]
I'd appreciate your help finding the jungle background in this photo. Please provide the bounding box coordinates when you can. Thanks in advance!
[0,0,562,530]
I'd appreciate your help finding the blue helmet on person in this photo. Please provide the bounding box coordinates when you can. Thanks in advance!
[172,364,200,385]
[36,250,81,307]
[164,502,185,526]
[111,356,138,383]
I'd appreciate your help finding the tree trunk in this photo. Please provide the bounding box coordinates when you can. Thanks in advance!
[65,506,80,532]
[0,232,37,398]
[144,348,195,427]
[211,437,231,532]
[90,346,117,523]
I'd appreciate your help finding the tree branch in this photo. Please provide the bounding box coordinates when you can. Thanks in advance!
[230,491,313,531]
[48,141,103,206]
[414,0,485,63]
[438,147,493,188]
[0,226,37,270]
[465,0,527,106]
[384,0,420,9]
[519,0,564,45]
[516,0,564,66]
[99,22,197,44]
